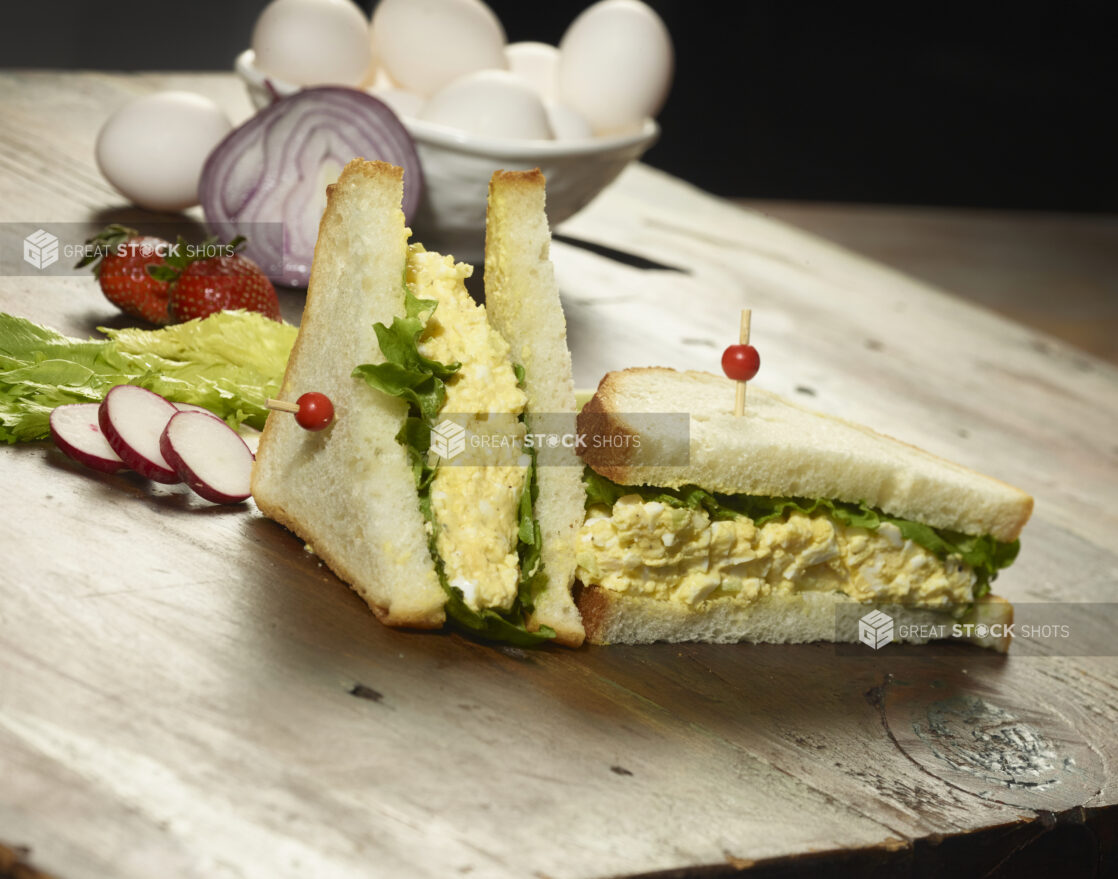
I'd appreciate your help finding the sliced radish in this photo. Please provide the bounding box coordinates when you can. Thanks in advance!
[50,404,127,474]
[173,402,221,418]
[98,385,181,483]
[159,410,254,504]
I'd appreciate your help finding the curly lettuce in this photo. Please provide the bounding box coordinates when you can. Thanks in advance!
[0,311,296,442]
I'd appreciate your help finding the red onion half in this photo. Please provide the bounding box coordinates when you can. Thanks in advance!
[199,87,422,288]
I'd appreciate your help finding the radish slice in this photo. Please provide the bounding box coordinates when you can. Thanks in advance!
[49,404,127,474]
[159,411,254,504]
[173,402,222,419]
[98,385,181,483]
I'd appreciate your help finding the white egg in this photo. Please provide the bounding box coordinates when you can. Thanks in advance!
[366,64,425,118]
[370,86,425,119]
[252,0,372,87]
[372,0,507,97]
[545,102,593,141]
[95,92,232,212]
[420,70,553,140]
[505,42,560,102]
[558,0,673,135]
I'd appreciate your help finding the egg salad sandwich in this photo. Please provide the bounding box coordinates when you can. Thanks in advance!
[574,368,1032,650]
[252,160,585,647]
[485,169,586,645]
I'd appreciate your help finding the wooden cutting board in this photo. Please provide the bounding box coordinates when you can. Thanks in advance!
[1,72,1115,879]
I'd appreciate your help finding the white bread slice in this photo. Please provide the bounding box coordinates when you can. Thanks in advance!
[577,586,1013,652]
[579,368,1033,543]
[484,169,586,647]
[252,160,445,628]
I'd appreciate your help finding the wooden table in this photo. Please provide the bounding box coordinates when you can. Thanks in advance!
[2,72,1116,879]
[737,199,1118,367]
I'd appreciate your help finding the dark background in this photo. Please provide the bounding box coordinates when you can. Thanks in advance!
[4,0,1115,211]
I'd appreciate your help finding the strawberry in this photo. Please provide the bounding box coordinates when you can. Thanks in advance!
[77,225,172,324]
[152,236,282,323]
[169,255,281,322]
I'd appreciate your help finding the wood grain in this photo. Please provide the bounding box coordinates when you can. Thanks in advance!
[737,199,1118,366]
[1,72,1116,879]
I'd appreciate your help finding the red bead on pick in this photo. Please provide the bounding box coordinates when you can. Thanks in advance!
[722,344,760,382]
[294,392,334,431]
[265,392,335,431]
[722,309,757,416]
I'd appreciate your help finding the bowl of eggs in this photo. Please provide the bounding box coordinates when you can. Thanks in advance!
[236,0,672,263]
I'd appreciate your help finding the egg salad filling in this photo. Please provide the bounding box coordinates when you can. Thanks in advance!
[409,246,527,612]
[577,469,1021,610]
[577,497,976,608]
[354,244,553,647]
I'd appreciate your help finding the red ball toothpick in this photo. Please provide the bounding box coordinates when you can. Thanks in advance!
[266,391,335,431]
[721,309,760,416]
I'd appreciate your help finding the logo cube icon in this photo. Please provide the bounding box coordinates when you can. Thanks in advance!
[430,418,466,460]
[24,229,59,270]
[858,609,894,650]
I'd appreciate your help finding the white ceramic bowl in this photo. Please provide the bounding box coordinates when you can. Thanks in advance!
[235,49,659,263]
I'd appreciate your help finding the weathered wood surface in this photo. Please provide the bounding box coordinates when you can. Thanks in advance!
[737,199,1118,367]
[1,72,1116,879]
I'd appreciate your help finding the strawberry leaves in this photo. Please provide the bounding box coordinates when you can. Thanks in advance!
[75,224,140,276]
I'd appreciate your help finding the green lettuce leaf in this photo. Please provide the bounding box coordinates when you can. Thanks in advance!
[516,445,546,613]
[583,468,1018,596]
[0,311,296,443]
[352,292,460,421]
[353,294,553,646]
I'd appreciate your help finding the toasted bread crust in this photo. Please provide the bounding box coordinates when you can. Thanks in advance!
[489,167,547,194]
[574,384,640,479]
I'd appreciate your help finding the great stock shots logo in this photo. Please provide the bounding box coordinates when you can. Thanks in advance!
[23,229,59,269]
[429,419,467,461]
[423,411,689,467]
[858,610,894,650]
[3,222,286,278]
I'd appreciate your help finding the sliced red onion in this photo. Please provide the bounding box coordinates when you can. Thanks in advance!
[199,87,422,288]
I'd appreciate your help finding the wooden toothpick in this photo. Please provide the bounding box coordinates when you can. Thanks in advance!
[265,398,300,414]
[734,309,752,416]
[721,308,761,416]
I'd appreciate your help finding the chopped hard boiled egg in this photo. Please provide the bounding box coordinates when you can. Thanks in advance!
[576,496,977,609]
[409,245,528,612]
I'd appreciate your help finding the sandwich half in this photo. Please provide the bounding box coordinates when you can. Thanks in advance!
[253,160,583,646]
[574,368,1032,650]
[484,169,586,646]
[252,160,445,628]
